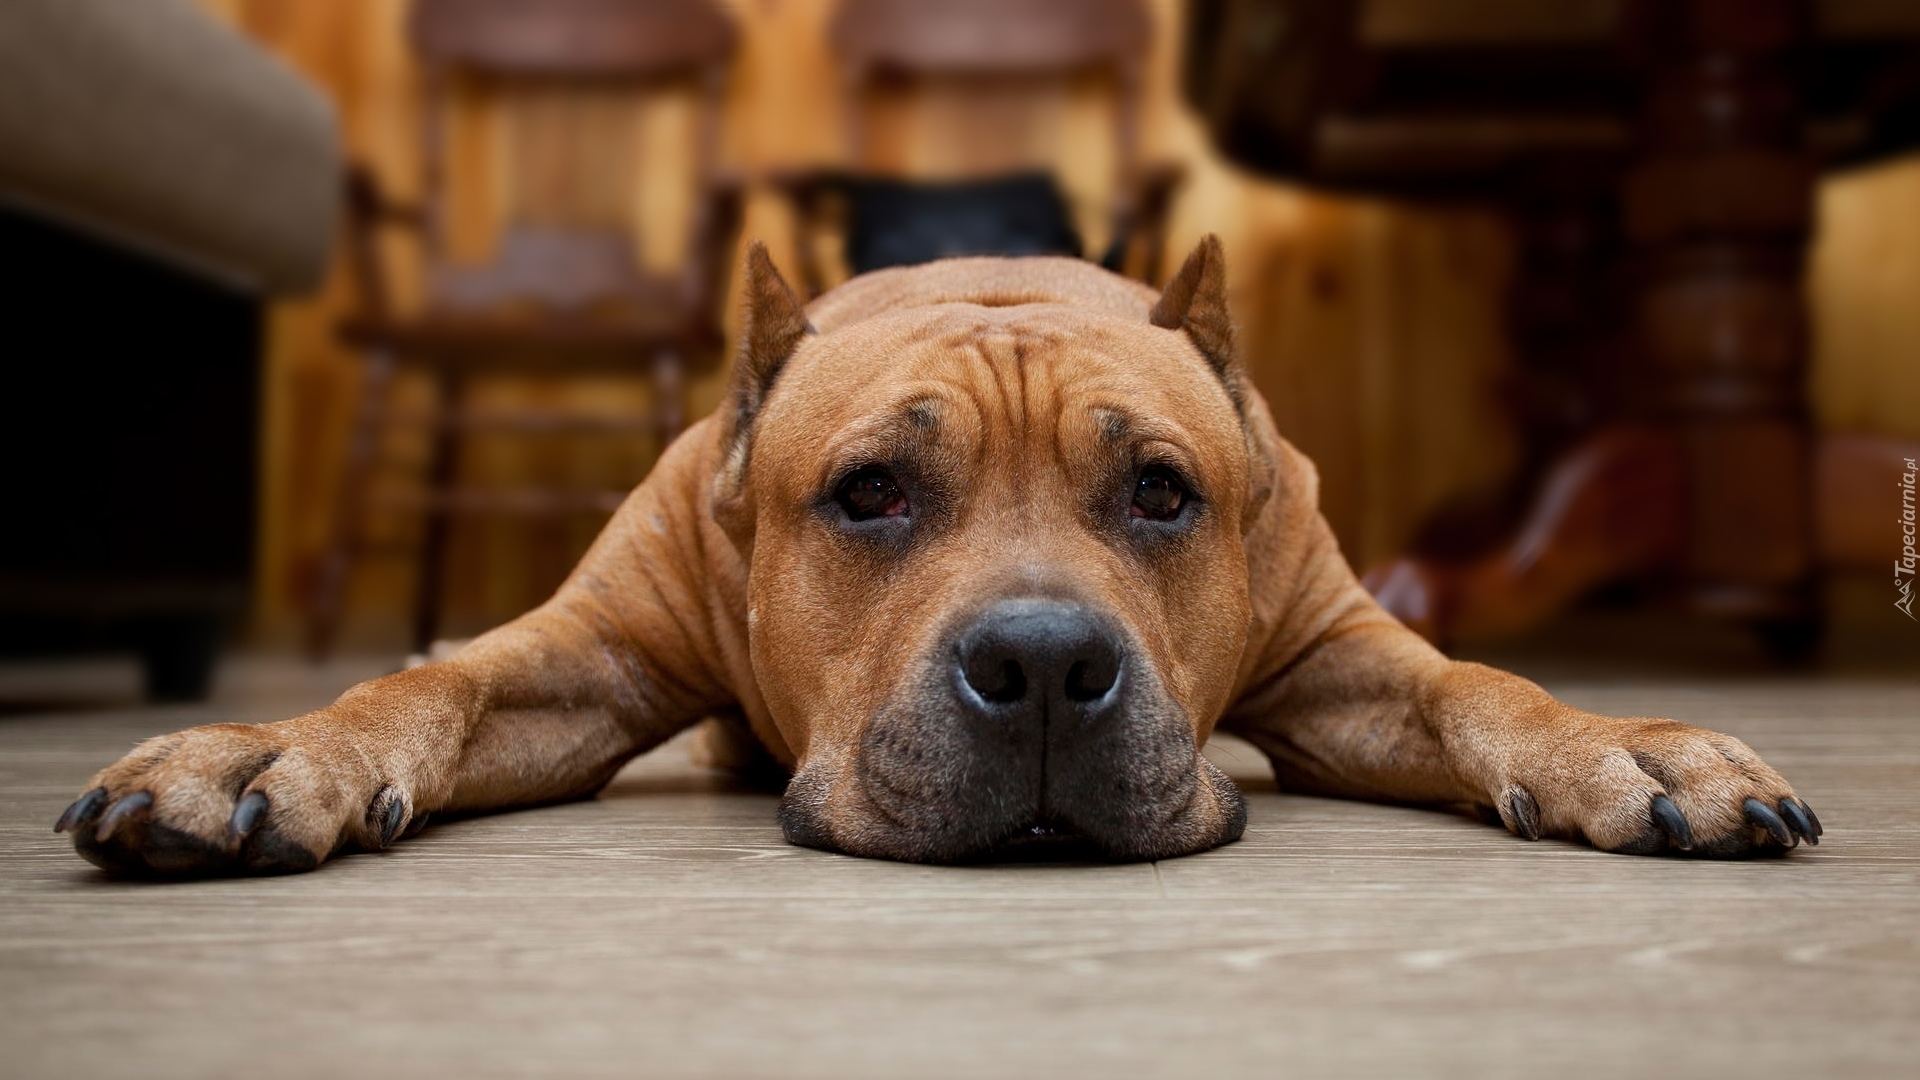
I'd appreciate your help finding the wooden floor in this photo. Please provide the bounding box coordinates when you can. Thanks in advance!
[1,654,1916,1079]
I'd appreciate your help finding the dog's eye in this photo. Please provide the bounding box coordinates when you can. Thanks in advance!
[1131,466,1186,520]
[837,468,908,520]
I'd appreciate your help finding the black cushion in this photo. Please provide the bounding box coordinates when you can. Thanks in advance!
[839,170,1084,275]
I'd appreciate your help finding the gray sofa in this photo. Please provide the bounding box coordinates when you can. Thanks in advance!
[0,0,338,291]
[0,0,339,698]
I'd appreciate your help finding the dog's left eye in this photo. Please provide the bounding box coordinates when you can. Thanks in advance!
[837,468,908,520]
[1131,466,1187,520]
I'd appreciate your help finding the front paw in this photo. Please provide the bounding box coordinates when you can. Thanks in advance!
[53,720,422,877]
[1492,719,1821,857]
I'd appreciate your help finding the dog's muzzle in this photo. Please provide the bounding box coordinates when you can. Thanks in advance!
[779,598,1246,862]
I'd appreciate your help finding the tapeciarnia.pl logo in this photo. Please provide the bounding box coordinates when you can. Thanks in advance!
[1899,456,1917,620]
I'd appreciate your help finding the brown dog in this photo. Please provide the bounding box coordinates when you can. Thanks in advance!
[55,238,1822,873]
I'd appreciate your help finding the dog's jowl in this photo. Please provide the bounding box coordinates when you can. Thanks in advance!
[57,238,1822,874]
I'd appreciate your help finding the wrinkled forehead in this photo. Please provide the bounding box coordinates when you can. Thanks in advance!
[751,303,1243,479]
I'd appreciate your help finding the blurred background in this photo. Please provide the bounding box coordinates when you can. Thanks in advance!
[1,0,1916,703]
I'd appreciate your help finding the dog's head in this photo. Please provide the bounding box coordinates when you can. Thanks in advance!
[712,237,1270,862]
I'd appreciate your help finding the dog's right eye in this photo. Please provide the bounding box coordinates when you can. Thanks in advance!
[1131,466,1187,521]
[836,468,908,521]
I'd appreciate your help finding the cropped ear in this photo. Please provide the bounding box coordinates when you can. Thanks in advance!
[726,241,815,443]
[1154,235,1276,530]
[1149,234,1242,408]
[714,242,815,546]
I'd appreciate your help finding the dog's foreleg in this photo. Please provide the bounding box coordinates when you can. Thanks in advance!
[55,427,744,877]
[54,588,719,876]
[1226,605,1820,856]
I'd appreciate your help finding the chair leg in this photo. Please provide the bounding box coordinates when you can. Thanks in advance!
[411,373,464,655]
[306,347,396,659]
[652,348,686,454]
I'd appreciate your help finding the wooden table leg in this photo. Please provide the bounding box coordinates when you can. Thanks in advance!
[1625,0,1819,641]
[1369,0,1826,655]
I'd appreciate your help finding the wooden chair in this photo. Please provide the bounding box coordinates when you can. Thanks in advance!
[307,0,742,656]
[775,0,1181,296]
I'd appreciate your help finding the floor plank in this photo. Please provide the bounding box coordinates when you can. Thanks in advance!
[1,658,1916,1078]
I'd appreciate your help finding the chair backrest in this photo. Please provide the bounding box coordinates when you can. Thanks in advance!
[413,0,735,79]
[403,0,738,308]
[827,0,1152,179]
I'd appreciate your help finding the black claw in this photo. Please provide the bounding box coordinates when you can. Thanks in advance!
[370,789,406,849]
[1799,800,1823,838]
[55,787,109,833]
[1505,786,1541,841]
[1778,799,1817,846]
[383,800,405,847]
[402,811,431,839]
[1744,797,1795,847]
[1650,794,1695,851]
[94,790,154,842]
[228,791,270,842]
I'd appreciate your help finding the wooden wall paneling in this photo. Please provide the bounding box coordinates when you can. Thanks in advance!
[1236,197,1370,556]
[1225,195,1519,568]
[1376,204,1520,568]
[1353,202,1407,565]
[1812,156,1920,442]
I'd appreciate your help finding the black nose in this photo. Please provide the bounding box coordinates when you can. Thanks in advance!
[954,600,1124,718]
